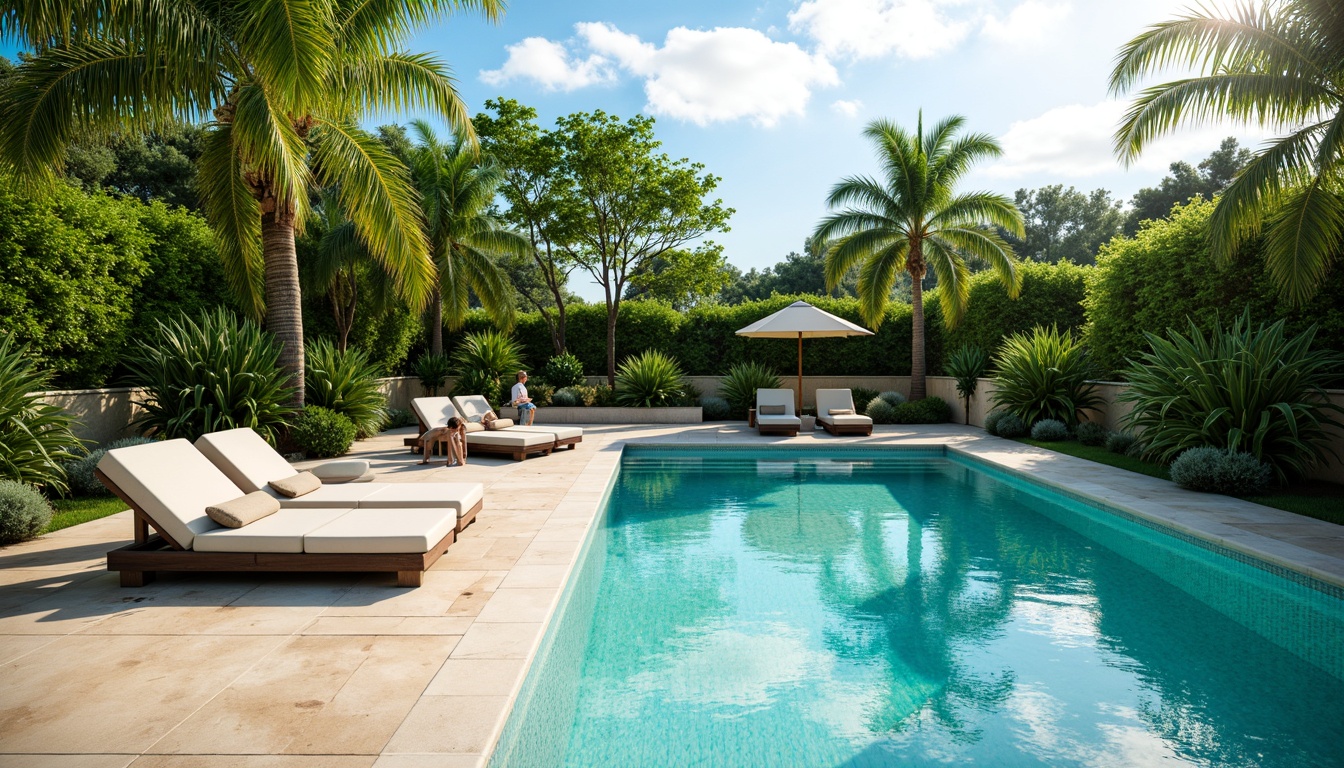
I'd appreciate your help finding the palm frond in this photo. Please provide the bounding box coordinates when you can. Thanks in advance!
[1208,121,1324,260]
[925,239,972,327]
[341,51,469,131]
[929,191,1024,237]
[198,122,265,318]
[1261,180,1344,305]
[236,0,335,106]
[854,241,907,328]
[231,83,313,216]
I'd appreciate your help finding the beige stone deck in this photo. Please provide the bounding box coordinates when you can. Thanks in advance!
[1,423,1341,767]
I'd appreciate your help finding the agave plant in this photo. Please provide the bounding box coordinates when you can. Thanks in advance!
[1119,311,1344,483]
[0,334,81,493]
[305,339,388,439]
[414,353,452,396]
[123,310,296,444]
[719,362,783,418]
[990,326,1101,427]
[615,350,687,408]
[451,331,524,407]
[945,345,991,425]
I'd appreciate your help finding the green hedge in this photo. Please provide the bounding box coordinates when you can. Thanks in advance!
[935,260,1089,362]
[1084,198,1344,378]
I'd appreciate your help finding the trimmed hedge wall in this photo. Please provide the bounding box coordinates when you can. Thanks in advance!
[936,260,1088,356]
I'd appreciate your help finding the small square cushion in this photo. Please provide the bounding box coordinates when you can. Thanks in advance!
[759,404,786,415]
[488,418,515,429]
[828,408,855,415]
[269,471,321,498]
[206,491,280,528]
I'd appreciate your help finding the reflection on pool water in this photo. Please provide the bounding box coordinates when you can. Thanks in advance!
[489,447,1344,768]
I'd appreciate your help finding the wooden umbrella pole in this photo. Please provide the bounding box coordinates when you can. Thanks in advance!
[797,333,803,415]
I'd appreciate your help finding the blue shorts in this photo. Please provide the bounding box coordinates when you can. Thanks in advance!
[517,402,537,415]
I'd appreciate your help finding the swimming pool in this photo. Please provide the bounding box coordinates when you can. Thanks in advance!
[489,446,1344,767]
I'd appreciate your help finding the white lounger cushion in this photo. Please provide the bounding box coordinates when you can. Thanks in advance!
[412,396,459,429]
[97,439,239,550]
[823,414,874,427]
[195,428,302,494]
[193,508,349,553]
[509,425,584,440]
[274,484,385,508]
[756,415,802,427]
[451,395,494,423]
[466,430,554,448]
[304,508,457,554]
[816,389,873,426]
[756,388,797,416]
[454,395,581,442]
[356,483,484,518]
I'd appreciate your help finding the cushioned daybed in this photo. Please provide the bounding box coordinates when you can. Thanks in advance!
[409,397,557,461]
[815,388,874,436]
[756,388,802,436]
[452,394,583,451]
[195,428,483,532]
[95,439,459,588]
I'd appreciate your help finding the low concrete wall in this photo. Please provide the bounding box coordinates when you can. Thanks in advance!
[39,386,144,446]
[500,406,703,424]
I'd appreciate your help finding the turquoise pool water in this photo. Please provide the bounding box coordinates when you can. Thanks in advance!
[490,447,1344,767]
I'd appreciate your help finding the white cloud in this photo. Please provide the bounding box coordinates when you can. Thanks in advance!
[479,36,613,92]
[985,100,1270,179]
[788,0,974,60]
[484,23,838,127]
[981,1,1072,44]
[831,99,863,118]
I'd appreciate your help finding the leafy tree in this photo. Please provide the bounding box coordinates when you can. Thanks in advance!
[407,121,525,356]
[65,122,205,210]
[720,239,858,304]
[624,245,733,310]
[0,1,496,405]
[1110,0,1344,305]
[475,98,578,355]
[549,110,733,384]
[1123,138,1254,235]
[814,113,1023,400]
[1004,185,1123,265]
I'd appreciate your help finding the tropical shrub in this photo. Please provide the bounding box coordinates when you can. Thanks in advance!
[615,351,687,407]
[1075,421,1109,447]
[0,479,53,545]
[0,335,81,493]
[1119,313,1344,482]
[542,353,586,389]
[589,384,616,407]
[451,331,524,407]
[983,410,1007,436]
[865,398,897,424]
[64,436,156,497]
[551,388,583,408]
[1169,447,1272,495]
[1106,431,1138,455]
[891,396,951,424]
[382,408,415,429]
[991,326,1102,426]
[292,406,356,458]
[700,396,731,420]
[123,310,296,444]
[851,387,880,414]
[305,339,387,439]
[1031,419,1069,441]
[877,391,906,407]
[720,362,782,418]
[995,413,1029,439]
[945,345,991,424]
[414,352,452,396]
[937,261,1088,367]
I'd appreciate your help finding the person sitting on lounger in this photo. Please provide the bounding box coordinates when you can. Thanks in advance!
[511,370,536,426]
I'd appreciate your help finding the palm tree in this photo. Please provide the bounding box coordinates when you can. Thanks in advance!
[0,1,501,404]
[1110,0,1344,305]
[814,114,1024,400]
[407,120,528,355]
[305,188,398,353]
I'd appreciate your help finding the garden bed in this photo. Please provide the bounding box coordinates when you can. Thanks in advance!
[499,406,703,424]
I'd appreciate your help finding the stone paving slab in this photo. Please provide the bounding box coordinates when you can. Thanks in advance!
[0,423,1339,767]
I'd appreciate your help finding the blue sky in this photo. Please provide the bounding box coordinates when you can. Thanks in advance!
[412,0,1266,299]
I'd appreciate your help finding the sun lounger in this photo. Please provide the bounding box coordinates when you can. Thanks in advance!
[410,397,557,461]
[755,388,802,436]
[452,395,583,451]
[194,428,483,532]
[95,439,456,588]
[815,388,874,436]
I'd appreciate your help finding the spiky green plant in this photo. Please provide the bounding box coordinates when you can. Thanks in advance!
[414,353,452,396]
[945,345,991,424]
[615,350,687,407]
[1119,311,1344,482]
[719,362,782,419]
[305,339,387,439]
[1110,0,1344,305]
[0,334,81,493]
[991,326,1102,427]
[123,310,296,444]
[451,331,523,406]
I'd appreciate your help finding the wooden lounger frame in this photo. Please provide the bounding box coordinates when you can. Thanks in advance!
[757,422,800,437]
[96,468,481,589]
[819,419,873,436]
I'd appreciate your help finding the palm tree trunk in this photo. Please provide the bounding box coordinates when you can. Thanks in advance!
[261,206,304,407]
[910,268,926,401]
[430,291,444,357]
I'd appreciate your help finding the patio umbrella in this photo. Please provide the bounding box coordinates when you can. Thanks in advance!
[735,300,874,413]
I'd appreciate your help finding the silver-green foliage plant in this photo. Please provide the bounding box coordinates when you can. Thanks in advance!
[720,362,782,418]
[1119,312,1344,483]
[851,387,880,413]
[0,334,81,493]
[1106,431,1138,455]
[983,410,1007,436]
[124,310,296,444]
[991,326,1101,427]
[292,406,356,459]
[700,396,730,420]
[995,413,1029,439]
[1169,447,1272,495]
[1075,421,1109,447]
[542,353,586,389]
[414,353,452,396]
[0,479,53,545]
[305,339,387,439]
[945,345,991,425]
[64,437,156,497]
[451,331,524,407]
[550,388,583,408]
[865,398,897,424]
[878,391,906,407]
[615,351,687,407]
[1031,419,1069,441]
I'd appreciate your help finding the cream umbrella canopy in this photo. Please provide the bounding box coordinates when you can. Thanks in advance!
[736,300,875,413]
